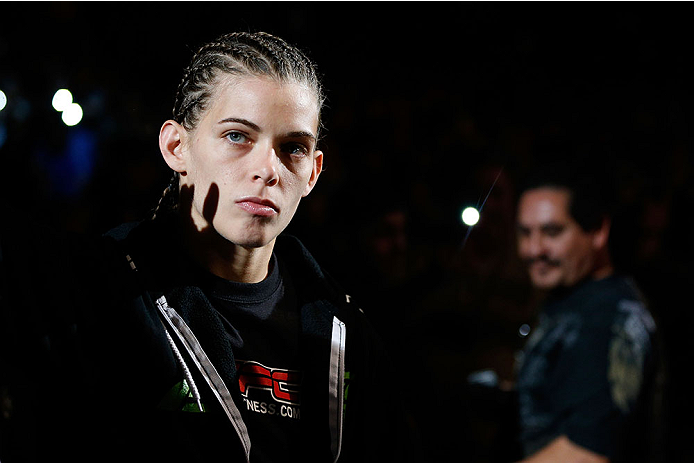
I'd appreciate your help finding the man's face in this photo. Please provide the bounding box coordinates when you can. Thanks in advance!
[179,75,322,249]
[516,187,598,290]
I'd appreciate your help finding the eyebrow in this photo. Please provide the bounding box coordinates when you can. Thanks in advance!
[218,117,316,143]
[285,130,317,143]
[516,222,566,233]
[218,117,261,132]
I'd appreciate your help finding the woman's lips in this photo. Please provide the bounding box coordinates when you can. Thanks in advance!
[235,197,279,217]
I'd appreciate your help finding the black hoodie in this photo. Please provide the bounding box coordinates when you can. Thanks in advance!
[1,213,413,462]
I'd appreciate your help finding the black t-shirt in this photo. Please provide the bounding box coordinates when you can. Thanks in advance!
[516,276,658,461]
[200,254,304,462]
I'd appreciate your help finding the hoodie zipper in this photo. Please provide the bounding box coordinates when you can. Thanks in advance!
[155,295,252,463]
[329,316,346,462]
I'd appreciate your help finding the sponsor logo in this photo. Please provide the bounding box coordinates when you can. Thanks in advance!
[236,360,301,405]
[236,360,302,420]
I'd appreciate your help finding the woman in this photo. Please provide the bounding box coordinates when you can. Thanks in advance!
[3,32,411,463]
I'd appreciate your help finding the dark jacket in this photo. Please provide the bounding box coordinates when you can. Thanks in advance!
[1,214,409,462]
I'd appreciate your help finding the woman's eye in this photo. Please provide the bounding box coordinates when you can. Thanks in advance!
[283,143,308,157]
[226,132,248,144]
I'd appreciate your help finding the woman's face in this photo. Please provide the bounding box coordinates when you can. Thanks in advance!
[176,74,323,250]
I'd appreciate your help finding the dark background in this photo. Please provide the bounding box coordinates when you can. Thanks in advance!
[2,2,693,461]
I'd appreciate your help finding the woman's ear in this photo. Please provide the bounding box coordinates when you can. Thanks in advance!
[159,120,188,173]
[302,149,323,197]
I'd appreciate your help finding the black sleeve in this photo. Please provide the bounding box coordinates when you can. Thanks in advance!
[555,306,655,458]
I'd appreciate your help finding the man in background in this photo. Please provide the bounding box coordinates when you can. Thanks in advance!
[514,163,661,462]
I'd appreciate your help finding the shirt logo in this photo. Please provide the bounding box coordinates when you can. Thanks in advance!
[236,360,302,420]
[236,360,301,405]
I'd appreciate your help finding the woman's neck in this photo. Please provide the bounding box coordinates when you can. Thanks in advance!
[206,242,275,283]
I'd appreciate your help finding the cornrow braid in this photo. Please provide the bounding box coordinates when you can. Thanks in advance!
[151,172,179,220]
[172,31,324,132]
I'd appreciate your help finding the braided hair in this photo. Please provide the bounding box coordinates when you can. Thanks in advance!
[152,31,325,219]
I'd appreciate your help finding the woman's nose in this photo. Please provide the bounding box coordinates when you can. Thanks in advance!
[252,144,279,186]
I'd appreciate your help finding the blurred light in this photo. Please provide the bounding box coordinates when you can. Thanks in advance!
[61,103,83,126]
[518,323,531,337]
[0,90,6,112]
[461,206,480,226]
[467,369,499,387]
[52,89,73,112]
